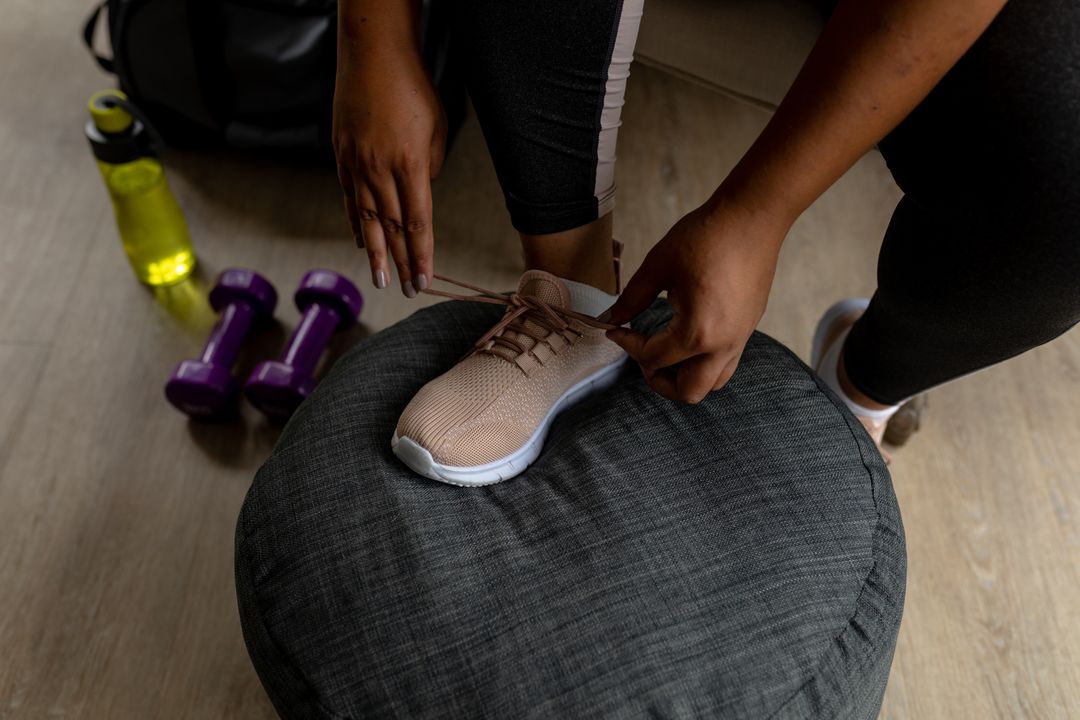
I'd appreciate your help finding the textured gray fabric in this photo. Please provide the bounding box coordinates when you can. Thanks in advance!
[235,299,906,719]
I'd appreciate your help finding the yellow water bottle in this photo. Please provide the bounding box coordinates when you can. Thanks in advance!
[86,90,196,286]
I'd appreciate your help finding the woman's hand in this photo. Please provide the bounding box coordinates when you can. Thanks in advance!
[597,0,1009,403]
[600,196,789,403]
[333,21,447,296]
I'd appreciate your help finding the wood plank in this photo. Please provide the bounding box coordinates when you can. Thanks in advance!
[0,24,113,343]
[0,343,49,472]
[1,4,1076,715]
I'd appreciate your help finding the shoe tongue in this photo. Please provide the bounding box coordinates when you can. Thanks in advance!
[487,271,570,364]
[517,270,570,309]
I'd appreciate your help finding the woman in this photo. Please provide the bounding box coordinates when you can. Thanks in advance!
[333,0,1079,485]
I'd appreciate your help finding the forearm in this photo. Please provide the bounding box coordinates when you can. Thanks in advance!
[713,0,1008,236]
[338,0,422,60]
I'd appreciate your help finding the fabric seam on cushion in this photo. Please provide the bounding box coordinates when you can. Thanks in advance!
[764,340,898,719]
[771,338,882,531]
[236,531,350,720]
[765,559,882,719]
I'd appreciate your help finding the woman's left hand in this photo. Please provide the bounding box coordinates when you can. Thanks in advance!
[599,196,789,403]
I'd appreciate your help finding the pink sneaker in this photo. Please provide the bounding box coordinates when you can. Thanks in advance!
[392,270,626,486]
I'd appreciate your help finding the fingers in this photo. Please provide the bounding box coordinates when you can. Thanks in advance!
[674,353,738,404]
[337,165,364,249]
[607,322,693,373]
[612,310,743,403]
[638,351,739,404]
[337,147,434,297]
[354,182,390,290]
[366,176,416,297]
[598,252,665,325]
[395,165,434,292]
[712,353,740,392]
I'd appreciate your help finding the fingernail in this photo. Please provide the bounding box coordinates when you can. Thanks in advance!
[414,273,428,291]
[403,280,417,298]
[597,309,613,323]
[374,269,388,289]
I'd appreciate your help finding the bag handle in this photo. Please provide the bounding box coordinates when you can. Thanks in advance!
[83,1,115,74]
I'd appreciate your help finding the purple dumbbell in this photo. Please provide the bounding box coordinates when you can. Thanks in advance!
[244,270,363,420]
[165,269,278,419]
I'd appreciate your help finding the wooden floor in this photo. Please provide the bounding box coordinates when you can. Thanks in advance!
[2,2,1078,718]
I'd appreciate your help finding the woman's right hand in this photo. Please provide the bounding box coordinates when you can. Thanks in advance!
[333,21,447,296]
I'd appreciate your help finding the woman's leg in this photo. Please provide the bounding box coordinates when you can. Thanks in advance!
[455,0,644,293]
[842,0,1080,405]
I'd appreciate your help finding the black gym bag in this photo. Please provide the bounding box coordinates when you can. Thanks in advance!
[82,0,465,152]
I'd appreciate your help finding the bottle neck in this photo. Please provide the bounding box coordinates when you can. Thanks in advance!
[86,119,156,164]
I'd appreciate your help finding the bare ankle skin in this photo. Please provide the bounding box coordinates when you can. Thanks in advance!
[520,213,616,293]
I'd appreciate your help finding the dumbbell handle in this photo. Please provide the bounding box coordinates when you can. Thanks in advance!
[200,301,255,367]
[280,304,341,377]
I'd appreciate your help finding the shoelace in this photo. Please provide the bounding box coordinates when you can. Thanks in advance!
[421,275,620,363]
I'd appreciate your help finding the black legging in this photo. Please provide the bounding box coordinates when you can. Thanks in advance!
[843,0,1080,403]
[457,0,1080,404]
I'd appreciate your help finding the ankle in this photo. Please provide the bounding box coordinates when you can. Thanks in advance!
[535,262,616,294]
[519,214,617,294]
[837,352,896,412]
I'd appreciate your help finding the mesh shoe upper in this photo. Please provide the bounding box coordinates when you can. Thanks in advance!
[395,271,626,467]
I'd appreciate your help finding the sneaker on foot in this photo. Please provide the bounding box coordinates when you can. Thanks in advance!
[811,299,895,453]
[392,270,627,486]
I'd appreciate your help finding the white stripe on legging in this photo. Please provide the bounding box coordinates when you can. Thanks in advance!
[595,0,645,217]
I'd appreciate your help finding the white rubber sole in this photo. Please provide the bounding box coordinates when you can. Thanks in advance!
[391,356,628,487]
[811,298,870,370]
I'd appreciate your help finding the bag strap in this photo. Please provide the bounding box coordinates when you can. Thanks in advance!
[82,0,115,74]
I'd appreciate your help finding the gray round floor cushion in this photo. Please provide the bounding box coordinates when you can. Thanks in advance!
[235,298,906,720]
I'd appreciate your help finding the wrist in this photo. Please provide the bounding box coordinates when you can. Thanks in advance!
[710,164,804,231]
[339,1,421,59]
[701,180,794,257]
